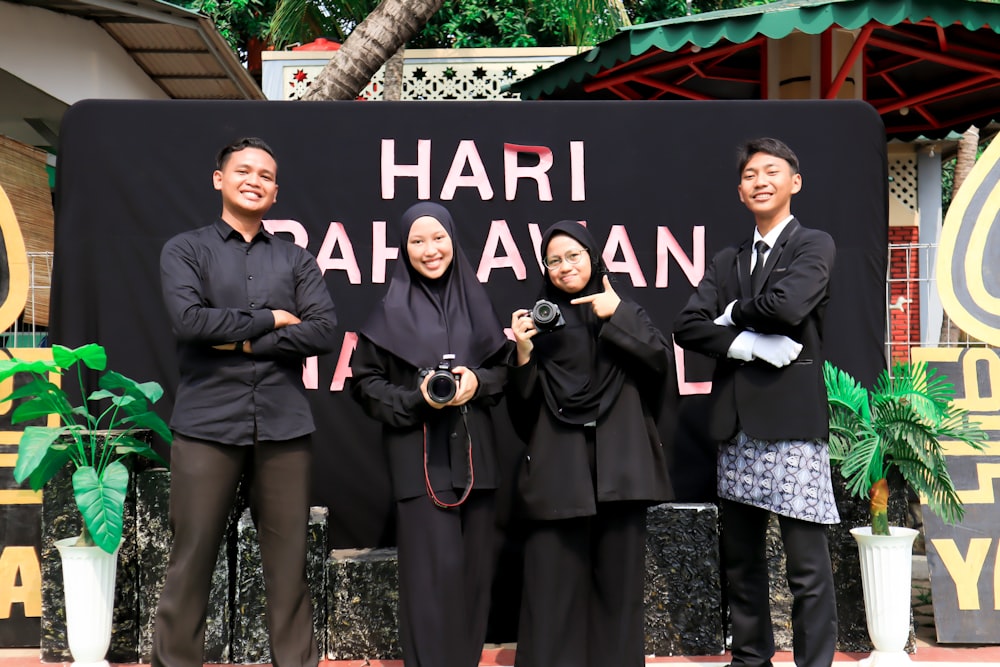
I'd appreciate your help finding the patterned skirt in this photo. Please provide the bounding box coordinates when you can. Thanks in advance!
[717,431,840,525]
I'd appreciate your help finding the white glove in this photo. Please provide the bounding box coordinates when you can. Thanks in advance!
[751,334,802,368]
[713,301,736,326]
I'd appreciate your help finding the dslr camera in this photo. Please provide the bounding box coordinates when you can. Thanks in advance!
[418,354,458,404]
[531,299,566,333]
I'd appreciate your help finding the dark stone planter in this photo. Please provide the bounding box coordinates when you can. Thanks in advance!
[38,466,890,662]
[326,548,401,661]
[644,503,724,656]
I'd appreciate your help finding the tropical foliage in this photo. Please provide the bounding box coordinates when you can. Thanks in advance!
[180,0,279,59]
[824,360,986,536]
[185,0,782,55]
[1,344,171,553]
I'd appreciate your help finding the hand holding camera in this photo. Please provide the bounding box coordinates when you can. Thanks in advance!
[418,354,479,407]
[510,309,537,366]
[511,299,567,366]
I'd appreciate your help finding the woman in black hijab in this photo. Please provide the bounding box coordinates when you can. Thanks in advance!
[508,220,674,667]
[351,202,509,667]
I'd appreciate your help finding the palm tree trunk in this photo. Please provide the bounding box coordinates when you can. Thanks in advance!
[301,0,442,101]
[953,125,979,193]
[939,125,979,345]
[382,46,406,100]
[869,478,890,535]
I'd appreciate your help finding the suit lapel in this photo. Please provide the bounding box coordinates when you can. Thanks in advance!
[753,218,800,294]
[736,240,753,299]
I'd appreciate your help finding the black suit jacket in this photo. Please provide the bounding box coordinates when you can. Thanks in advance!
[673,218,835,442]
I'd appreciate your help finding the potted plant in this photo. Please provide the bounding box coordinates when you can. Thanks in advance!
[0,342,172,667]
[824,359,986,665]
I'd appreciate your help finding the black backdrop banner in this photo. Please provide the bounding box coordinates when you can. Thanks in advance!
[51,99,888,548]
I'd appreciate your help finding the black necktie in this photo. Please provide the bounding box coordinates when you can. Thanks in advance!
[751,240,769,294]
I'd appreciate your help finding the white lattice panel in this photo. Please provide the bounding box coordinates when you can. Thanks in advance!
[2,252,52,346]
[888,155,918,211]
[263,48,579,102]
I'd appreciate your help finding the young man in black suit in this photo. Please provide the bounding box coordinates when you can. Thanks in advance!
[673,137,839,667]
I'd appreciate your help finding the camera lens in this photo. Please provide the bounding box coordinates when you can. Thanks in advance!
[428,372,457,403]
[532,300,560,326]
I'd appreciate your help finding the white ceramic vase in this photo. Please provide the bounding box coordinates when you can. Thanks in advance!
[55,537,119,667]
[851,526,919,667]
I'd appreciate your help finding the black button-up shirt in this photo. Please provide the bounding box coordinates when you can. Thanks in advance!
[160,219,337,445]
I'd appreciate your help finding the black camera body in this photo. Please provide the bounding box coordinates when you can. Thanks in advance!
[531,299,566,333]
[418,354,458,404]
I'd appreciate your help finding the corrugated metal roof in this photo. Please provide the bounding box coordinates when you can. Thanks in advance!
[12,0,264,100]
[507,0,1000,140]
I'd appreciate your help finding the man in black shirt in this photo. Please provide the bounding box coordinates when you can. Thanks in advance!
[154,137,337,667]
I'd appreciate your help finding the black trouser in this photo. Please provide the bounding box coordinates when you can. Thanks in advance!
[720,499,838,667]
[515,501,647,667]
[152,435,317,667]
[395,489,496,667]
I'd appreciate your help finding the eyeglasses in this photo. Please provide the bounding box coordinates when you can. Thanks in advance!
[543,248,589,271]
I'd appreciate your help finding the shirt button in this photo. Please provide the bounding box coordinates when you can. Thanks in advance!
[248,275,254,280]
[250,302,256,308]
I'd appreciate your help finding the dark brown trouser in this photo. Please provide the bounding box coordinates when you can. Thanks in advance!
[151,434,318,667]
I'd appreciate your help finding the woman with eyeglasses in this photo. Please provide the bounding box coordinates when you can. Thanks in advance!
[508,220,675,667]
[351,202,510,667]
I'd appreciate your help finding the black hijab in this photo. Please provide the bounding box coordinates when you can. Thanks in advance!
[359,202,507,370]
[532,220,626,425]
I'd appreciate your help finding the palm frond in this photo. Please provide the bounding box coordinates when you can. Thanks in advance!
[824,362,870,420]
[892,453,965,525]
[837,430,883,499]
[268,0,314,47]
[824,360,986,528]
[937,412,988,451]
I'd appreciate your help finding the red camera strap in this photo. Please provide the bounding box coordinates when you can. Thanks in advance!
[423,407,474,509]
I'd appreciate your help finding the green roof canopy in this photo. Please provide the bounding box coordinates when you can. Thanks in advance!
[510,0,1000,140]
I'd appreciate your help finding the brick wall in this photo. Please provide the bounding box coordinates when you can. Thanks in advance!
[888,226,920,363]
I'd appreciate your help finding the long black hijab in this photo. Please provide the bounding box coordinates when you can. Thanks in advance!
[533,220,626,425]
[359,202,507,370]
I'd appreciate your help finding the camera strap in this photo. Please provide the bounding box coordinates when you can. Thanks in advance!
[423,406,474,509]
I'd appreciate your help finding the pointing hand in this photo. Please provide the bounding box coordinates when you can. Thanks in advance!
[570,275,621,319]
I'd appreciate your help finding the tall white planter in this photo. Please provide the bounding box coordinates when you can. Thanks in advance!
[55,537,119,667]
[851,526,919,667]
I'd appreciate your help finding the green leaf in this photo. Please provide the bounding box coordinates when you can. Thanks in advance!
[10,388,74,423]
[52,344,107,372]
[99,371,164,405]
[13,426,74,486]
[113,436,168,467]
[73,462,128,554]
[121,411,173,444]
[0,357,60,383]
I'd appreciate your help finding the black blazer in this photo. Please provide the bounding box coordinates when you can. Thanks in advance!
[507,301,674,520]
[673,218,835,442]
